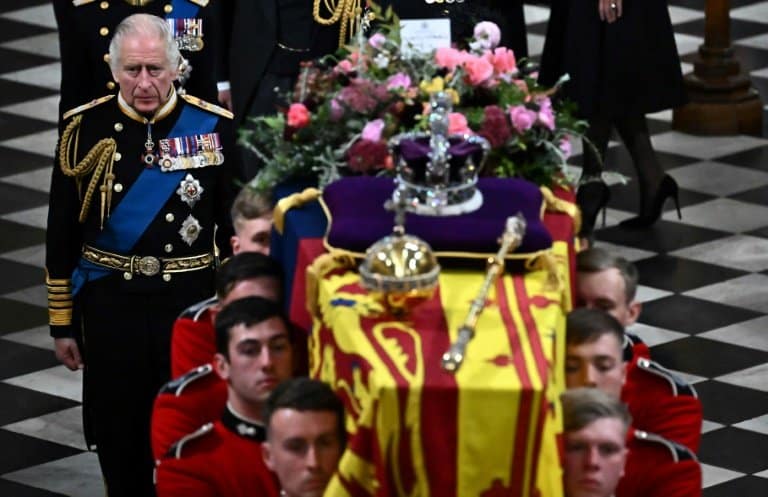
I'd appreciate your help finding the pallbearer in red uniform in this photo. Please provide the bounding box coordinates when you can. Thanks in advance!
[170,252,283,378]
[46,14,236,497]
[155,297,293,497]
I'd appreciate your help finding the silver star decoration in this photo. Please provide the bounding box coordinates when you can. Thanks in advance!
[177,173,204,208]
[179,214,202,246]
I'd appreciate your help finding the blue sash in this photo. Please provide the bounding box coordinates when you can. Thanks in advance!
[72,103,219,294]
[168,0,201,19]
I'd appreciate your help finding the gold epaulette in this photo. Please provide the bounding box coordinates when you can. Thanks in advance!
[188,0,210,6]
[180,94,233,119]
[63,95,115,121]
[46,269,73,326]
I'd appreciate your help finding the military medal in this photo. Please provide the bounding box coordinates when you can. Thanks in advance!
[168,18,204,52]
[158,133,224,172]
[142,123,157,166]
[177,174,204,208]
[179,214,202,246]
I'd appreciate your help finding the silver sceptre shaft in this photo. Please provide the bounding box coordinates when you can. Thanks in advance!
[441,214,527,373]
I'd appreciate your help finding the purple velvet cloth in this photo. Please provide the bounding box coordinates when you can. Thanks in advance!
[324,177,552,254]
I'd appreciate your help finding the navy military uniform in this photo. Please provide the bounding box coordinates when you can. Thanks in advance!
[54,0,223,117]
[46,88,237,497]
[155,406,280,497]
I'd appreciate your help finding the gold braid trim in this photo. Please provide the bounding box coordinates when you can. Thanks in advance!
[59,115,117,226]
[312,0,361,48]
[273,188,321,235]
[540,186,581,236]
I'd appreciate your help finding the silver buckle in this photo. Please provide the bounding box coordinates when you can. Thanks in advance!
[137,256,161,276]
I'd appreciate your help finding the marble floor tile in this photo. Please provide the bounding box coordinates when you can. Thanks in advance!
[671,235,768,272]
[2,205,49,230]
[756,469,768,479]
[754,67,768,79]
[699,316,768,353]
[2,326,53,351]
[674,32,704,56]
[695,380,768,424]
[736,31,768,50]
[671,161,768,196]
[3,284,47,308]
[662,198,768,233]
[1,62,61,91]
[0,4,56,29]
[0,32,58,59]
[2,406,86,451]
[685,274,768,313]
[646,109,673,122]
[526,33,545,58]
[0,95,59,124]
[628,322,688,347]
[716,362,768,392]
[651,131,768,160]
[523,5,550,24]
[732,2,768,24]
[701,421,725,434]
[734,414,768,436]
[701,463,745,488]
[0,167,52,193]
[0,128,57,158]
[664,367,708,385]
[3,366,83,403]
[3,452,104,497]
[634,285,674,303]
[0,244,45,268]
[699,427,768,474]
[668,5,707,24]
[591,240,657,262]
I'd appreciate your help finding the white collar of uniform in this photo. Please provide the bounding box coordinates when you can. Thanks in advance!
[117,86,177,124]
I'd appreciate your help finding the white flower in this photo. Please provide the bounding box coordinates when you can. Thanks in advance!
[373,53,390,69]
[473,21,501,51]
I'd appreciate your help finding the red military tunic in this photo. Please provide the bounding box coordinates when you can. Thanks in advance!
[171,297,219,378]
[617,428,702,497]
[155,406,279,497]
[151,364,227,461]
[622,357,703,452]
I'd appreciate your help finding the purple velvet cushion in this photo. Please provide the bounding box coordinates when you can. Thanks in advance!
[323,177,552,255]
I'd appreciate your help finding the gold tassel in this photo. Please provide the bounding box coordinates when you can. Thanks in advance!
[540,186,581,236]
[273,187,322,234]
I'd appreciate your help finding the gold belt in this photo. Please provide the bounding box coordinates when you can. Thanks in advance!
[82,245,214,277]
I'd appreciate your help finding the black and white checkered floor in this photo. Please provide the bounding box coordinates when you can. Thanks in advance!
[0,1,767,496]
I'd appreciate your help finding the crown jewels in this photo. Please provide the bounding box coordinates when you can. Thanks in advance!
[388,92,490,216]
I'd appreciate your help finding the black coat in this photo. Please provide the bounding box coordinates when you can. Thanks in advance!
[539,0,686,118]
[53,0,223,117]
[225,0,340,128]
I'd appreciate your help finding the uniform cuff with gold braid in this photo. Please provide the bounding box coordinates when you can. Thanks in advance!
[46,271,73,327]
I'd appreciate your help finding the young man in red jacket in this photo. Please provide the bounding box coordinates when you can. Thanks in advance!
[156,296,294,497]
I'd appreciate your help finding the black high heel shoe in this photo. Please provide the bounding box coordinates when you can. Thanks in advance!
[620,175,681,229]
[577,180,611,241]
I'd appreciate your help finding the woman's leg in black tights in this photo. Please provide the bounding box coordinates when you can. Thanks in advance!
[577,114,613,241]
[581,114,612,180]
[614,114,664,216]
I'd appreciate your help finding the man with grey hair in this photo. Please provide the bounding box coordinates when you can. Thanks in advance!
[46,13,237,497]
[53,0,224,118]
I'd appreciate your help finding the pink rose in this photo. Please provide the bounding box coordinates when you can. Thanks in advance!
[435,47,466,71]
[369,33,386,49]
[487,47,517,76]
[463,55,494,86]
[361,119,385,142]
[335,59,354,74]
[559,136,572,159]
[473,21,501,50]
[286,103,311,128]
[386,72,412,91]
[508,105,536,134]
[537,97,556,130]
[448,112,472,135]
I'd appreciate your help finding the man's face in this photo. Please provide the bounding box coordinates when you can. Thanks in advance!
[563,418,628,497]
[113,34,176,114]
[566,334,626,398]
[231,215,272,255]
[263,409,343,497]
[215,317,293,404]
[221,277,281,306]
[576,268,640,327]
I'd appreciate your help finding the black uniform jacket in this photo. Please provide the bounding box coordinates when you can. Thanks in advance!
[46,89,237,338]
